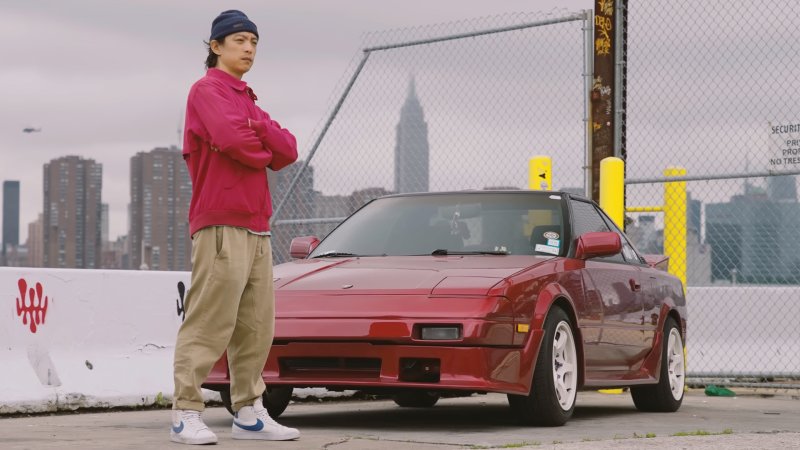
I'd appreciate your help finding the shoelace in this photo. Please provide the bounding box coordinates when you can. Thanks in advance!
[182,411,209,431]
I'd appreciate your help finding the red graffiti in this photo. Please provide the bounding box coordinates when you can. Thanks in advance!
[15,278,49,333]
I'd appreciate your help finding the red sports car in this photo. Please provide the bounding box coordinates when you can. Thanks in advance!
[205,191,687,426]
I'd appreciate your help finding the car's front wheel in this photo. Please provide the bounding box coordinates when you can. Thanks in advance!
[219,386,293,418]
[507,306,578,426]
[392,391,440,407]
[631,316,685,412]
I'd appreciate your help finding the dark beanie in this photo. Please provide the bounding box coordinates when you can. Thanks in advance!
[210,10,258,41]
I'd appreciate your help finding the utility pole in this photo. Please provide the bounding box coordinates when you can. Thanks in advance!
[590,0,626,204]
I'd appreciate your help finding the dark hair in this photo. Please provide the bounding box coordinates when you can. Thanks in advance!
[204,37,226,69]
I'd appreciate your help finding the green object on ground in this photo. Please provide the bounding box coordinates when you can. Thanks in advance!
[705,385,736,397]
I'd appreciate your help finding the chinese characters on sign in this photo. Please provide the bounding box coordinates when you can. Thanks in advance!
[591,0,618,202]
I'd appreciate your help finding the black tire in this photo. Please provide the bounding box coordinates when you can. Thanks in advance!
[219,386,293,418]
[507,307,578,426]
[631,317,685,412]
[392,391,440,408]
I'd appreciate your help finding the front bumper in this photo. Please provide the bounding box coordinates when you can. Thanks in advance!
[205,333,543,395]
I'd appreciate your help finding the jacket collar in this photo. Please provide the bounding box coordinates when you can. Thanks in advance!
[206,68,258,101]
[207,68,247,90]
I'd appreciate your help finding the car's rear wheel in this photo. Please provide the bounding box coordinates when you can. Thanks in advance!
[392,391,440,407]
[219,386,293,418]
[631,316,685,412]
[507,306,578,426]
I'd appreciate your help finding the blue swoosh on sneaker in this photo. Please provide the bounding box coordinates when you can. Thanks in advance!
[234,418,264,432]
[172,422,184,434]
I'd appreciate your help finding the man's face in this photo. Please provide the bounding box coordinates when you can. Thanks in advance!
[212,32,258,78]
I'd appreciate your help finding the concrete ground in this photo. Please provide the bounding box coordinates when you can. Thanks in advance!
[1,389,799,449]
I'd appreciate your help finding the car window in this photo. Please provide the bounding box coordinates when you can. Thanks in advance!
[308,193,566,257]
[569,199,625,263]
[599,212,646,265]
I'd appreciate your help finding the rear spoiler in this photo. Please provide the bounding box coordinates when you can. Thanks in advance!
[642,254,669,272]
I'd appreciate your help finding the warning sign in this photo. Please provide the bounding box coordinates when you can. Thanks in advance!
[768,122,800,168]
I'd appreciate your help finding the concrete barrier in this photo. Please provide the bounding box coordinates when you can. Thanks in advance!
[0,267,204,413]
[1,267,796,413]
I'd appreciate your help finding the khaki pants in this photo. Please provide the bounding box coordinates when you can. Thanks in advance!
[173,226,274,412]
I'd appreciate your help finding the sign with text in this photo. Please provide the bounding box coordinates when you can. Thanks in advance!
[767,122,800,169]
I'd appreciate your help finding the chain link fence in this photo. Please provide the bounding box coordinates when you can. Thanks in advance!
[269,10,592,263]
[268,2,800,388]
[624,0,800,387]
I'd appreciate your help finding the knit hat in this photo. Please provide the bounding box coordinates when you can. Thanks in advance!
[210,10,258,42]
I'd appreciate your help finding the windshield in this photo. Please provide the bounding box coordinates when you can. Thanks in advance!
[308,192,566,258]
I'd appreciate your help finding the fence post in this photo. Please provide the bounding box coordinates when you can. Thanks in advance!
[599,157,625,229]
[663,166,687,291]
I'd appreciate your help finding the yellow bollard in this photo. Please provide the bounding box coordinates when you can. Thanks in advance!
[598,388,625,395]
[598,156,626,396]
[599,157,625,229]
[528,156,552,191]
[663,166,687,293]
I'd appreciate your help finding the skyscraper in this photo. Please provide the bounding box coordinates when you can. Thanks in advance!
[394,77,430,193]
[43,156,103,268]
[767,175,798,203]
[26,213,43,268]
[706,189,800,284]
[129,146,192,271]
[2,180,20,263]
[101,203,109,248]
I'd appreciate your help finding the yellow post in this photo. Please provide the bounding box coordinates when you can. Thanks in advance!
[599,157,625,229]
[598,156,627,395]
[528,156,552,191]
[663,166,687,292]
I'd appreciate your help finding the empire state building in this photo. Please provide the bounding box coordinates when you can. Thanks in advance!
[394,77,430,193]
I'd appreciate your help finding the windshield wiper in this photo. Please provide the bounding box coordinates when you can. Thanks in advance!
[431,249,509,256]
[312,251,360,258]
[312,251,387,258]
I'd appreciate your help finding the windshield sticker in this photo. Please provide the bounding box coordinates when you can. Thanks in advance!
[547,239,560,247]
[534,244,559,255]
[543,231,560,240]
[549,195,562,200]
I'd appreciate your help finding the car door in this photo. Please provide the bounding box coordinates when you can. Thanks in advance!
[569,199,649,375]
[598,212,659,351]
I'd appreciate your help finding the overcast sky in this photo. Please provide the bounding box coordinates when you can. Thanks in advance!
[0,0,592,242]
[3,1,797,245]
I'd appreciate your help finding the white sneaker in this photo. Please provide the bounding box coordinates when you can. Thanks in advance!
[170,409,218,445]
[231,398,300,440]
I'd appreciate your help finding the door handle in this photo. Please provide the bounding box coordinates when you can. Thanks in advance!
[629,278,641,292]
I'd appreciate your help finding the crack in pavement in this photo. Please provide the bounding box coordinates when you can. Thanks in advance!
[322,436,353,449]
[327,436,475,448]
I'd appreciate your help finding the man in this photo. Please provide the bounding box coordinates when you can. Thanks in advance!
[171,10,300,445]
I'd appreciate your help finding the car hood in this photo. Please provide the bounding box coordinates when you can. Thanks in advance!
[274,255,548,296]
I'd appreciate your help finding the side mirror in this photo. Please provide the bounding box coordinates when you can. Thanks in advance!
[575,232,622,260]
[289,236,320,259]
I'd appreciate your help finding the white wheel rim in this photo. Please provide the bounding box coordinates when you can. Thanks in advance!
[552,320,578,410]
[667,328,685,401]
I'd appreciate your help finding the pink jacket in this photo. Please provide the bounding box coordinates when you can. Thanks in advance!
[182,68,298,236]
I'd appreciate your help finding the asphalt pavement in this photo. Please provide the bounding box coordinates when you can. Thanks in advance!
[1,389,798,449]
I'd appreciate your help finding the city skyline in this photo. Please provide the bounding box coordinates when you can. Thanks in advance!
[0,1,588,244]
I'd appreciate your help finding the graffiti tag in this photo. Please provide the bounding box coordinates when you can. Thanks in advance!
[15,278,49,333]
[176,281,186,322]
